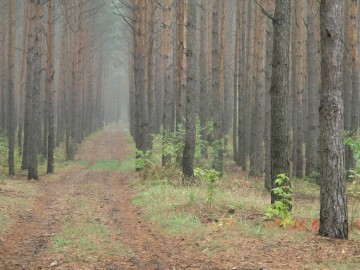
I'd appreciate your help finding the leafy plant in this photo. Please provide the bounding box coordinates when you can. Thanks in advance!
[194,167,219,208]
[135,149,153,171]
[265,173,294,227]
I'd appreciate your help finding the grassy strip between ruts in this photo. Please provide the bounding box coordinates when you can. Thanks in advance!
[50,193,132,264]
[89,159,120,172]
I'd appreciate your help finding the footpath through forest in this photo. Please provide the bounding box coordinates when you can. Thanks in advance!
[0,127,359,270]
[0,127,221,270]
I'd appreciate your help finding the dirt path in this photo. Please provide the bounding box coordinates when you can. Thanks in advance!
[0,127,221,270]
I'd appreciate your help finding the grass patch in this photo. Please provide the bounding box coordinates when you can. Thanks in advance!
[0,215,10,236]
[119,157,135,172]
[52,221,128,262]
[89,159,120,172]
[0,180,38,237]
[51,196,131,263]
[133,184,203,235]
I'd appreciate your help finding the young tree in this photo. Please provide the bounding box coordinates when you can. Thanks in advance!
[270,0,291,203]
[318,0,348,239]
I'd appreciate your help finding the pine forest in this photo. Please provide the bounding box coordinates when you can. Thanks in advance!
[0,1,359,269]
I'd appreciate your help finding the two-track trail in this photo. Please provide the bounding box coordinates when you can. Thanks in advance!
[0,127,221,270]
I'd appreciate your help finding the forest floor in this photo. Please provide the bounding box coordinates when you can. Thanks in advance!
[0,126,359,270]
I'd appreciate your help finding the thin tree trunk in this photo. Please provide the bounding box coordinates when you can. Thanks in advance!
[182,0,196,180]
[47,0,55,174]
[306,0,320,180]
[250,0,266,177]
[7,0,15,176]
[212,0,223,174]
[18,4,29,152]
[162,0,173,166]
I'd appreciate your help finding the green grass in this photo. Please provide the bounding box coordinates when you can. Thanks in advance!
[132,184,204,235]
[0,180,38,237]
[89,159,120,172]
[119,157,135,172]
[52,221,128,262]
[51,196,131,263]
[0,215,10,236]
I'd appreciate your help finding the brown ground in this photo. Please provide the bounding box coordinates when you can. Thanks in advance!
[0,127,359,270]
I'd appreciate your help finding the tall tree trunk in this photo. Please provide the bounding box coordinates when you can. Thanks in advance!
[270,0,291,204]
[292,0,307,178]
[349,1,360,171]
[0,5,6,134]
[250,0,266,177]
[7,0,15,176]
[161,0,173,166]
[212,0,223,174]
[46,0,55,174]
[26,0,44,180]
[343,2,353,173]
[306,0,320,180]
[146,0,156,137]
[18,4,29,153]
[182,0,196,180]
[238,0,249,171]
[233,0,242,163]
[264,0,275,190]
[319,0,348,239]
[199,0,208,158]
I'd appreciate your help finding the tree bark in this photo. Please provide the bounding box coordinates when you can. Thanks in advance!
[46,0,55,174]
[182,0,196,180]
[212,0,223,174]
[270,0,291,204]
[250,0,266,178]
[292,0,307,179]
[306,0,320,180]
[7,0,15,176]
[161,0,174,166]
[319,0,348,239]
[26,0,44,180]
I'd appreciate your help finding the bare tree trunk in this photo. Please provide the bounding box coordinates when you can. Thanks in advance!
[182,0,196,180]
[250,0,266,177]
[270,0,291,204]
[26,1,44,180]
[162,0,173,166]
[46,0,55,174]
[343,2,353,173]
[212,0,223,174]
[233,0,241,162]
[7,0,15,176]
[292,0,307,179]
[264,0,275,190]
[199,0,208,158]
[319,0,348,239]
[18,4,29,152]
[306,0,320,180]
